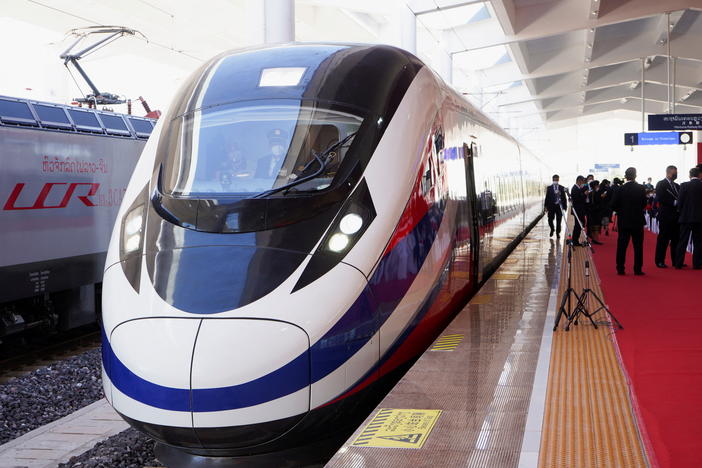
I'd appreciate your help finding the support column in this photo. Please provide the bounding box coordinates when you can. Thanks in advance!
[641,58,645,132]
[438,31,453,85]
[245,2,265,44]
[264,0,295,44]
[400,4,416,54]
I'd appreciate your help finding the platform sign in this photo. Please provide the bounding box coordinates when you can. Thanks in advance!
[624,131,692,146]
[595,163,620,170]
[649,113,702,130]
[351,408,442,448]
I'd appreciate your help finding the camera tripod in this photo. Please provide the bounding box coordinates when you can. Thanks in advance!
[553,206,588,330]
[553,239,578,330]
[554,206,624,331]
[566,260,624,331]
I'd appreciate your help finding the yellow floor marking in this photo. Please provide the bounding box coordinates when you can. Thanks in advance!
[492,273,520,280]
[430,333,464,351]
[470,294,493,304]
[433,338,462,343]
[432,345,460,350]
[351,409,442,449]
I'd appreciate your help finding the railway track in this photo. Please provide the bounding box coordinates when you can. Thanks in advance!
[0,327,101,383]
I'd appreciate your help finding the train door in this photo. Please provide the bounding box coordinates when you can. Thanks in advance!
[463,142,481,285]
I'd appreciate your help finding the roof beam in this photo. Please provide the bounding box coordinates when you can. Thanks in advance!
[476,31,702,84]
[447,0,700,53]
[412,0,484,16]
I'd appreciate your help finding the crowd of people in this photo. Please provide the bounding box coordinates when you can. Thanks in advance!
[544,164,702,275]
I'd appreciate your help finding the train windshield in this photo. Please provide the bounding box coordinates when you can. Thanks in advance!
[164,101,364,197]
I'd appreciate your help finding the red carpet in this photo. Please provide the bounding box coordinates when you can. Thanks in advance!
[590,229,702,468]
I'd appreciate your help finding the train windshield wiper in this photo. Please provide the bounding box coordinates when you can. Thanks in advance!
[254,131,358,198]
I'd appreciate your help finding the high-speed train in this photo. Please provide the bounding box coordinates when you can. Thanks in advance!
[101,43,547,458]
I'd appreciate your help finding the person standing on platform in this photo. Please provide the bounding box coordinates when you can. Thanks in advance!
[600,179,614,236]
[588,180,604,245]
[644,177,654,191]
[654,165,680,268]
[610,177,623,232]
[544,174,567,238]
[674,167,702,269]
[612,167,647,275]
[570,175,587,246]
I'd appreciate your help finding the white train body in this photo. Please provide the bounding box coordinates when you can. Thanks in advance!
[101,44,546,456]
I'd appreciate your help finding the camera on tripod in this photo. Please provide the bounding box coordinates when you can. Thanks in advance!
[553,234,623,332]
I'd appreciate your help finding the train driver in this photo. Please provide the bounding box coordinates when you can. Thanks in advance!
[255,128,290,180]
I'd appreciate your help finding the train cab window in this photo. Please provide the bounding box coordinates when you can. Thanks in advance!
[34,104,73,130]
[0,98,38,127]
[99,113,131,137]
[68,109,104,134]
[128,117,153,138]
[161,101,364,197]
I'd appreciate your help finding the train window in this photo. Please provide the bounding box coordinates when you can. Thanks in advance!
[99,113,131,136]
[422,157,433,195]
[68,109,103,133]
[0,98,38,126]
[128,117,153,138]
[34,104,73,130]
[161,101,364,197]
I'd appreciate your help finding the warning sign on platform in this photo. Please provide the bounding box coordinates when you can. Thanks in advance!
[351,408,442,448]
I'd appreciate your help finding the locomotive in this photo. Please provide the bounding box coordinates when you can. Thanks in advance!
[0,96,153,339]
[101,43,546,458]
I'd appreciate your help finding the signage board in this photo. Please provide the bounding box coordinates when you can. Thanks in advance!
[624,131,693,146]
[648,114,702,130]
[594,163,620,170]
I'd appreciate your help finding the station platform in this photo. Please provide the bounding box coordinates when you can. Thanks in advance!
[327,216,652,468]
[0,399,127,468]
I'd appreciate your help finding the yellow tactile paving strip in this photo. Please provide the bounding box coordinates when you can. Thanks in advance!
[539,231,650,467]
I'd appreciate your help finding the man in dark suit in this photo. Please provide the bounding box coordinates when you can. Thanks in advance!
[674,167,702,269]
[544,174,567,237]
[255,128,289,179]
[654,165,680,267]
[612,167,647,275]
[570,175,587,246]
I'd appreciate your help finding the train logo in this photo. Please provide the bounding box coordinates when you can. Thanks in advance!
[3,182,100,210]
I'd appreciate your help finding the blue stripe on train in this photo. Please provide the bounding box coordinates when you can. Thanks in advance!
[103,200,446,412]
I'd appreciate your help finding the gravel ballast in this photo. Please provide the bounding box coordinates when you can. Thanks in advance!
[0,347,103,444]
[58,428,158,468]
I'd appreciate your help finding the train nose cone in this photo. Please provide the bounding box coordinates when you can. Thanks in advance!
[190,319,311,449]
[104,318,311,451]
[105,317,202,448]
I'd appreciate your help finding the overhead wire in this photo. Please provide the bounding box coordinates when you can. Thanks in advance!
[25,0,204,62]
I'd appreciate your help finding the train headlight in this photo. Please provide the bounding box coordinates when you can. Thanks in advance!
[119,185,149,292]
[292,179,376,292]
[328,233,350,252]
[125,211,143,237]
[339,213,363,235]
[122,207,144,254]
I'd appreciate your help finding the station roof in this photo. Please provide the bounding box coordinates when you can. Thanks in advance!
[3,0,702,134]
[410,0,702,128]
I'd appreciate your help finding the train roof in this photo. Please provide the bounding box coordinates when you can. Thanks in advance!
[0,94,156,139]
[165,43,424,122]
